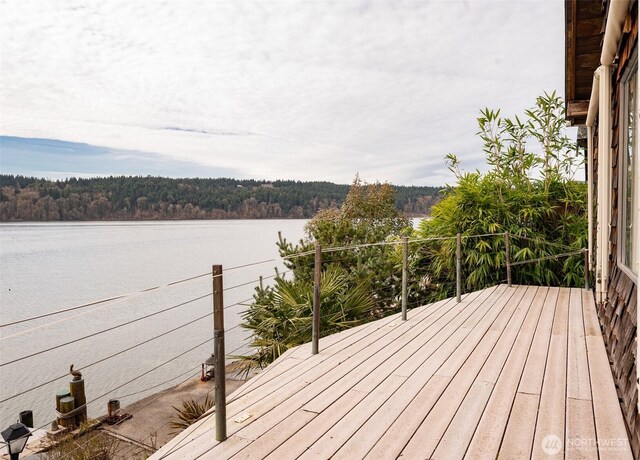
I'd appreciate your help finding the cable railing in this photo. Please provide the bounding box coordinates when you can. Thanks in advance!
[0,230,590,453]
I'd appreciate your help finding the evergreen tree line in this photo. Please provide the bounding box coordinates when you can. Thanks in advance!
[0,175,441,221]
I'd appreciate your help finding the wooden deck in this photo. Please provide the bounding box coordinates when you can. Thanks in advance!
[151,285,634,459]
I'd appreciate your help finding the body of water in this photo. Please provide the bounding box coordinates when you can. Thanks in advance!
[0,220,307,430]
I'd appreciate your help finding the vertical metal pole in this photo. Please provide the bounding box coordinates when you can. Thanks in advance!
[504,232,512,288]
[584,248,589,289]
[456,233,462,302]
[402,237,408,320]
[312,243,321,355]
[212,265,226,441]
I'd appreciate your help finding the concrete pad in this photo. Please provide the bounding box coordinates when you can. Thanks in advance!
[102,367,247,452]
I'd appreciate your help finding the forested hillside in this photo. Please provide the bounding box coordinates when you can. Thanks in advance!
[0,175,441,221]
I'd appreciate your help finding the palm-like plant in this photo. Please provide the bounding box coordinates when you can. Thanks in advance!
[170,395,214,434]
[236,265,376,375]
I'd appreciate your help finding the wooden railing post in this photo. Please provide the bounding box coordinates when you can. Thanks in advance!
[504,232,512,288]
[312,243,322,355]
[402,237,408,320]
[212,265,226,441]
[584,248,589,289]
[456,233,462,302]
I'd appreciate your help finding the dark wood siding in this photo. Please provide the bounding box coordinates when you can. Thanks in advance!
[597,5,639,457]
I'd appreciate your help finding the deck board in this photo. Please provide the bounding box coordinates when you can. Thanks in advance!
[150,285,632,460]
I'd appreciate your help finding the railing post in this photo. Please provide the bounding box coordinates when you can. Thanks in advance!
[402,237,408,320]
[584,248,589,289]
[504,232,512,288]
[312,243,322,355]
[456,233,462,302]
[212,265,226,441]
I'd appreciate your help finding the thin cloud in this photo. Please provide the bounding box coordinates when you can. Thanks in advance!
[0,0,566,185]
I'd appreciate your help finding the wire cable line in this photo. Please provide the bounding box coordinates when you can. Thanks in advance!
[223,297,253,310]
[222,269,292,293]
[2,336,214,447]
[0,292,211,367]
[1,257,282,332]
[510,233,578,251]
[52,366,206,459]
[115,364,203,401]
[226,339,251,357]
[0,271,211,329]
[460,232,505,239]
[115,370,220,459]
[224,258,278,272]
[282,235,461,260]
[0,296,250,404]
[510,248,586,266]
[0,311,207,403]
[88,336,213,408]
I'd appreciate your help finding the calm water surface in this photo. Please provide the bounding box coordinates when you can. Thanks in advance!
[0,220,307,429]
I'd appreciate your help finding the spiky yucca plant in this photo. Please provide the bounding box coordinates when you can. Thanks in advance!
[170,395,214,434]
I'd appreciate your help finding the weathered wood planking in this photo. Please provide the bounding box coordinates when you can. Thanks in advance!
[149,286,632,460]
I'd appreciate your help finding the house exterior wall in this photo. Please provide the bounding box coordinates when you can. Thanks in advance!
[591,4,639,456]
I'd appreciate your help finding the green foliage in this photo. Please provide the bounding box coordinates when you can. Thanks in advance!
[416,91,587,299]
[281,176,413,312]
[170,395,214,434]
[239,176,411,372]
[236,265,376,374]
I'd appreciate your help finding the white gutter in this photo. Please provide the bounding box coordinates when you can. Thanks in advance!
[601,0,630,66]
[586,72,600,127]
[585,0,629,125]
[596,66,611,304]
[587,125,593,268]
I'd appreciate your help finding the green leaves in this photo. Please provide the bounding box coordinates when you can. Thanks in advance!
[237,265,376,374]
[170,395,214,434]
[414,92,588,299]
[238,176,416,373]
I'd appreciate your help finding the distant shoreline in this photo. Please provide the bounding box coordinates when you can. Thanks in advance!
[0,175,440,222]
[0,214,431,223]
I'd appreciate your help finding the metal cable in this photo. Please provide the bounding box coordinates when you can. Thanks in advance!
[509,233,578,251]
[58,367,205,458]
[222,270,292,294]
[0,322,206,402]
[115,364,203,400]
[226,339,251,357]
[89,337,213,406]
[2,337,214,447]
[0,297,250,404]
[461,232,505,239]
[510,249,586,267]
[125,375,219,457]
[1,293,211,367]
[281,234,469,260]
[0,258,283,330]
[223,297,253,311]
[0,272,211,329]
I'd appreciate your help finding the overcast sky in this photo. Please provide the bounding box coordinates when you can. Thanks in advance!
[0,0,568,186]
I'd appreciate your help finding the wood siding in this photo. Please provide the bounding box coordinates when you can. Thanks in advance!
[595,4,639,457]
